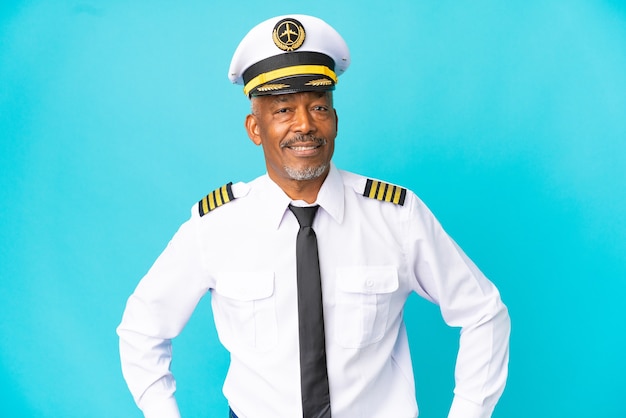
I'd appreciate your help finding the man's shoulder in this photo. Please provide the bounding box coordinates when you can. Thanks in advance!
[192,175,264,218]
[339,169,411,207]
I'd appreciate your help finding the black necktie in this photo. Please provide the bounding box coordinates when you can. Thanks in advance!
[288,205,331,418]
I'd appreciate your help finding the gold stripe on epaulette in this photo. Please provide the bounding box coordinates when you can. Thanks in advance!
[198,182,235,217]
[363,179,406,206]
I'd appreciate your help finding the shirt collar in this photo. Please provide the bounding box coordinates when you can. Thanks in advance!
[315,163,345,225]
[263,163,345,230]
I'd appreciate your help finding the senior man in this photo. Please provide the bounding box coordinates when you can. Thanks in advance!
[118,14,510,418]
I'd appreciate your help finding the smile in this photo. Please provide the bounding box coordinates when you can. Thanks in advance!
[289,144,321,151]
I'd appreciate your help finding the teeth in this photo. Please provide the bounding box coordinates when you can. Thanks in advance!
[291,146,317,151]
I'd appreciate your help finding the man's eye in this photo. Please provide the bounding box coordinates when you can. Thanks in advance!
[313,106,328,111]
[276,108,289,114]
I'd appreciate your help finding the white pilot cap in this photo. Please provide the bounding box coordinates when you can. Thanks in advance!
[228,14,351,97]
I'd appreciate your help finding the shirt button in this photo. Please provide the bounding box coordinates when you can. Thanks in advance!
[366,279,374,287]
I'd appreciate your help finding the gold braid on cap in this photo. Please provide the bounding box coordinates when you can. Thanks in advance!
[243,65,337,96]
[256,83,291,92]
[305,79,333,87]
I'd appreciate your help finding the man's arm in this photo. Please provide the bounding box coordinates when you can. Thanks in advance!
[117,213,209,417]
[442,243,510,418]
[406,194,511,418]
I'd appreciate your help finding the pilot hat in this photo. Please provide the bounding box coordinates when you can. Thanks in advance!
[228,14,351,98]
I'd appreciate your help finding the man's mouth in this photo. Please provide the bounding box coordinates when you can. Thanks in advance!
[289,144,321,151]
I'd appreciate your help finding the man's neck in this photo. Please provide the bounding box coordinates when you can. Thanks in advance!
[268,171,329,204]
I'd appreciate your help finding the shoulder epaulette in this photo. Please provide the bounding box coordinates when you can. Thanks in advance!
[363,179,407,206]
[198,182,235,217]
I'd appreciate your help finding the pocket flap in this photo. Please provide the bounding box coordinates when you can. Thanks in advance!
[337,266,399,294]
[216,271,275,301]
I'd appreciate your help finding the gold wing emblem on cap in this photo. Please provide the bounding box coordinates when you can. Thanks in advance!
[363,179,407,206]
[272,18,306,51]
[305,79,333,87]
[198,182,235,216]
[256,83,290,92]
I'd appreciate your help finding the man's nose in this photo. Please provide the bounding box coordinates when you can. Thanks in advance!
[292,108,316,134]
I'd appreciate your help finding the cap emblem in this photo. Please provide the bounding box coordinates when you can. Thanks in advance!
[272,18,306,51]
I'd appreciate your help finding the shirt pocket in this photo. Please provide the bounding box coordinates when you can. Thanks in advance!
[214,270,277,351]
[335,266,399,349]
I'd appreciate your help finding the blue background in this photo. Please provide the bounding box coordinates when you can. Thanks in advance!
[1,1,625,417]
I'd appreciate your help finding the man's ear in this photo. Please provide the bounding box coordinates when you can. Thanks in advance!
[245,113,262,146]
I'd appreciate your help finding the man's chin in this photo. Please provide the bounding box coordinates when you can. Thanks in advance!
[285,163,329,181]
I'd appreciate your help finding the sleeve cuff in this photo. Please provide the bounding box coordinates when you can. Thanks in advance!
[448,395,495,418]
[141,395,181,418]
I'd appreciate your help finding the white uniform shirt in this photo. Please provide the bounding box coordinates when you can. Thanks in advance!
[117,164,510,418]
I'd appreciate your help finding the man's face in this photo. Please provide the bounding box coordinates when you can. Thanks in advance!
[246,91,338,186]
